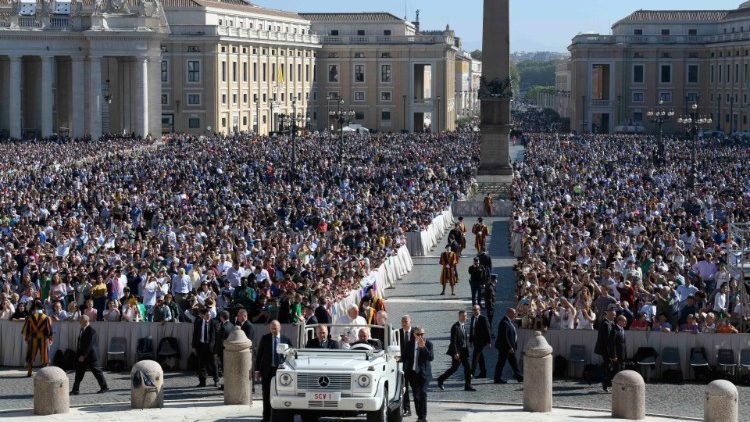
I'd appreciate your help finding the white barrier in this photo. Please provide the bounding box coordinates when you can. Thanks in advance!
[406,209,455,256]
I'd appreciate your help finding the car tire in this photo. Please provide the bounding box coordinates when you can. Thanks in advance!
[366,387,387,422]
[270,408,293,422]
[387,403,403,422]
[301,414,319,422]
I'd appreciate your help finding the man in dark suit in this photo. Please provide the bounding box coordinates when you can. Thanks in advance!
[596,305,616,391]
[607,315,627,389]
[215,310,234,390]
[254,320,292,422]
[399,315,416,417]
[302,305,318,325]
[469,305,491,378]
[192,307,218,387]
[494,308,523,384]
[437,310,475,391]
[402,326,434,422]
[350,327,383,350]
[236,309,256,343]
[70,315,108,395]
[314,297,332,325]
[305,325,340,349]
[468,258,487,308]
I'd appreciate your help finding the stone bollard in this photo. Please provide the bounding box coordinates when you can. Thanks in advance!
[130,360,164,409]
[704,380,738,422]
[522,331,553,412]
[611,370,646,420]
[34,366,69,415]
[223,326,253,405]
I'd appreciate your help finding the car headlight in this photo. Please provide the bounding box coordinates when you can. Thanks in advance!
[357,374,371,388]
[279,373,294,387]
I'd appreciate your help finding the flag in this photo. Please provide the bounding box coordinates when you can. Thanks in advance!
[278,64,284,83]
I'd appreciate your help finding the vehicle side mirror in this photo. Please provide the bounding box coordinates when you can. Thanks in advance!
[277,343,290,355]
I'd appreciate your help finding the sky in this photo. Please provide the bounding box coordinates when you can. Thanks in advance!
[252,0,744,53]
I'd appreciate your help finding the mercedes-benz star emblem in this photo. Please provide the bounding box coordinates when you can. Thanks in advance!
[318,376,330,387]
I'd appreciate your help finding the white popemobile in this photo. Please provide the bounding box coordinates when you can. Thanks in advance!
[270,324,404,422]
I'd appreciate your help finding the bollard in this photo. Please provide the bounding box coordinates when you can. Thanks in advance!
[522,331,553,412]
[130,360,164,409]
[611,370,645,420]
[223,326,253,405]
[704,380,738,422]
[34,366,69,415]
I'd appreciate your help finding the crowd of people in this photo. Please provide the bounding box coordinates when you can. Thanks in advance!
[0,132,477,333]
[511,133,750,334]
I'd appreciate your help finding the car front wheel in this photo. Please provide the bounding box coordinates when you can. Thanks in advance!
[366,387,387,422]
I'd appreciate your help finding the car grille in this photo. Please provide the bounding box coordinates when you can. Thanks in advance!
[308,401,339,408]
[297,373,351,391]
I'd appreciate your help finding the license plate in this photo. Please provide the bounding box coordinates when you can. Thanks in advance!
[306,392,341,401]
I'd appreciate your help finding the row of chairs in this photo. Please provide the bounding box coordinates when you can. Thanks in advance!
[105,336,181,370]
[567,344,750,382]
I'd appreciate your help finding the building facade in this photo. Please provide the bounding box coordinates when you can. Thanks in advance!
[569,1,750,134]
[301,12,459,133]
[1,2,463,137]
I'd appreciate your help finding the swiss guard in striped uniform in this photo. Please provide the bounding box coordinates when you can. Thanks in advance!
[439,244,459,296]
[22,300,54,377]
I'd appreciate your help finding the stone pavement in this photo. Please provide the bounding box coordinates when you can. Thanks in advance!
[0,399,686,422]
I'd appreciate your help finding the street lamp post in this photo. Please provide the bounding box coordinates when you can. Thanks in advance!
[646,99,674,167]
[328,98,355,165]
[677,102,713,189]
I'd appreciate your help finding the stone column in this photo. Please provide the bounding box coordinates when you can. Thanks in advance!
[134,56,149,137]
[130,360,164,409]
[148,55,163,137]
[611,370,646,420]
[522,331,553,412]
[223,326,253,405]
[704,380,738,422]
[33,366,69,415]
[41,55,55,137]
[8,55,22,139]
[477,0,512,176]
[71,56,86,138]
[87,56,102,139]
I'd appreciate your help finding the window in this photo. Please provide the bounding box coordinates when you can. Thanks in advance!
[306,64,310,82]
[242,62,247,82]
[253,63,257,82]
[357,30,365,36]
[687,92,699,104]
[222,94,227,104]
[187,60,200,82]
[661,29,670,36]
[633,65,644,83]
[381,111,391,121]
[232,93,237,104]
[634,29,643,35]
[232,62,237,82]
[354,64,365,83]
[330,30,339,36]
[262,63,267,82]
[632,92,644,103]
[380,91,392,101]
[355,111,364,120]
[328,64,339,83]
[187,93,200,105]
[381,52,392,58]
[187,45,200,52]
[272,63,276,82]
[354,52,365,58]
[243,116,247,126]
[689,29,698,36]
[161,60,168,83]
[161,93,169,105]
[354,91,365,101]
[660,64,671,83]
[381,64,392,83]
[243,93,247,103]
[222,117,227,127]
[659,92,672,103]
[221,61,226,82]
[188,118,200,129]
[384,30,392,36]
[688,64,699,83]
[736,63,740,83]
[711,65,715,83]
[289,63,294,82]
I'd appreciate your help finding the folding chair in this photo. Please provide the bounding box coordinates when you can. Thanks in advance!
[107,337,127,371]
[568,344,587,378]
[716,349,737,381]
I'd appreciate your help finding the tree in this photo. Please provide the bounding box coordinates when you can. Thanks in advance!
[516,60,556,92]
[470,49,482,60]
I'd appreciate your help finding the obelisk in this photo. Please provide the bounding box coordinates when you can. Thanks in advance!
[477,0,513,176]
